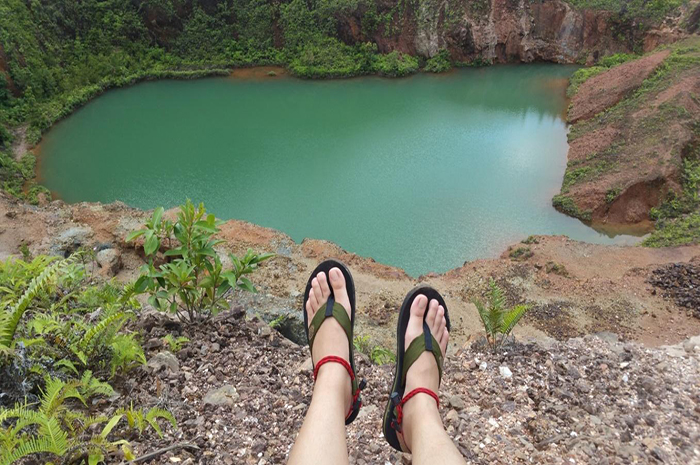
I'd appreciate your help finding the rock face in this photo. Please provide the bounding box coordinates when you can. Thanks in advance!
[339,0,636,63]
[136,0,668,64]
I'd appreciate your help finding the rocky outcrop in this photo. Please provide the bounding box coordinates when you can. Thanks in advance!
[135,0,675,65]
[342,0,636,63]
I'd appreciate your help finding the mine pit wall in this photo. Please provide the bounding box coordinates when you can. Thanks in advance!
[331,0,648,63]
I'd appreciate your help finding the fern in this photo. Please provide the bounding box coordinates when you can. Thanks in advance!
[0,253,83,348]
[472,279,531,351]
[109,333,146,376]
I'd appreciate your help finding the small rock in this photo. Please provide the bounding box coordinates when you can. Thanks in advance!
[499,366,513,379]
[203,385,240,406]
[96,247,122,276]
[147,351,179,373]
[445,409,459,423]
[449,395,465,410]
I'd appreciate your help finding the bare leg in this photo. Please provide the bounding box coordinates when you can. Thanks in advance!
[288,268,353,465]
[399,295,466,465]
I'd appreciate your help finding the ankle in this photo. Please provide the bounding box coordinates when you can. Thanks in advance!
[400,394,442,449]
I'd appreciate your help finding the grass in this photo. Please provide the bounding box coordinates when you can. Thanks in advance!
[567,53,637,97]
[564,0,685,23]
[642,213,700,247]
[552,195,593,221]
[509,246,534,261]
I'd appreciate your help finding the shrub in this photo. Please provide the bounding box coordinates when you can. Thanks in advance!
[353,335,396,365]
[509,246,533,261]
[128,200,274,322]
[424,50,452,73]
[472,279,530,351]
[521,235,539,245]
[162,334,190,352]
[373,51,419,77]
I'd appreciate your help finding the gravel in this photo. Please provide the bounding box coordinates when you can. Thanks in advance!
[115,311,700,464]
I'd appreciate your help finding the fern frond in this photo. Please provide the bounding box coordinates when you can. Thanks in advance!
[0,436,63,465]
[501,304,530,337]
[78,312,127,353]
[145,407,176,438]
[40,378,83,416]
[487,279,505,313]
[0,253,82,347]
[472,299,494,336]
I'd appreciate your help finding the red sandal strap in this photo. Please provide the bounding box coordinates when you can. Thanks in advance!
[392,387,440,431]
[313,355,362,421]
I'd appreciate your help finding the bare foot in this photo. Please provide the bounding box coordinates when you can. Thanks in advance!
[305,267,353,410]
[400,294,449,449]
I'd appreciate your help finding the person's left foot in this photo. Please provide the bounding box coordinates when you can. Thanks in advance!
[306,268,352,410]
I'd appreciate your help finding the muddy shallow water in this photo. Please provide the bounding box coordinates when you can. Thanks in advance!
[38,65,642,276]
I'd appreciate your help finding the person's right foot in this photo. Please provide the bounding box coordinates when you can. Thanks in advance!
[399,294,449,448]
[403,294,449,396]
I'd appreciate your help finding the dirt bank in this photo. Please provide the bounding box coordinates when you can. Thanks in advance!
[555,37,700,226]
[2,193,699,352]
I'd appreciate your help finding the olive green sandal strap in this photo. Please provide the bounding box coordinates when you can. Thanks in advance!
[308,299,352,350]
[308,297,358,394]
[401,322,444,384]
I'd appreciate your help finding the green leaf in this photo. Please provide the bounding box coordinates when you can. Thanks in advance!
[152,206,164,227]
[100,414,124,439]
[144,234,159,256]
[501,304,530,337]
[237,277,257,293]
[194,221,218,233]
[251,252,275,264]
[164,247,186,257]
[125,229,146,242]
[88,451,104,465]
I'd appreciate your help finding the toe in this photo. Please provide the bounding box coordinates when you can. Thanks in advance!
[317,272,331,299]
[437,317,446,348]
[439,328,449,355]
[311,278,325,307]
[306,297,314,318]
[309,288,319,311]
[426,299,438,329]
[328,267,351,311]
[406,294,428,346]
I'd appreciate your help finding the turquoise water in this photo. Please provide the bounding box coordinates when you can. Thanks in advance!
[39,66,640,276]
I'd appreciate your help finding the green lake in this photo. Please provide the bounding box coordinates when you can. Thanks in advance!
[38,65,641,276]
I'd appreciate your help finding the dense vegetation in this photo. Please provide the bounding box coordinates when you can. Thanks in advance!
[0,201,270,464]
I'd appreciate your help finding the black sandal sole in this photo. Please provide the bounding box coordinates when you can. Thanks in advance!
[302,259,361,425]
[382,285,450,451]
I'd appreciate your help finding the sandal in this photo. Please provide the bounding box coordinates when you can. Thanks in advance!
[303,259,365,425]
[382,286,450,451]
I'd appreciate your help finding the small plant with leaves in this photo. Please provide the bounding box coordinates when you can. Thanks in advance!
[472,279,530,351]
[353,335,396,365]
[0,376,175,465]
[128,200,274,322]
[162,334,190,353]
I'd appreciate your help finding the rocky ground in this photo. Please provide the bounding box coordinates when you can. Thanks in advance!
[112,307,700,464]
[2,193,700,353]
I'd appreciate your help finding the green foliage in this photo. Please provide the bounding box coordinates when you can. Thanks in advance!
[353,334,396,365]
[0,151,50,204]
[564,0,684,24]
[552,194,592,221]
[545,261,569,276]
[162,334,190,353]
[373,51,420,77]
[424,50,452,73]
[567,53,637,97]
[521,235,539,245]
[0,377,175,465]
[644,144,700,247]
[472,279,530,351]
[605,187,622,203]
[642,212,700,247]
[509,246,533,261]
[129,201,274,322]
